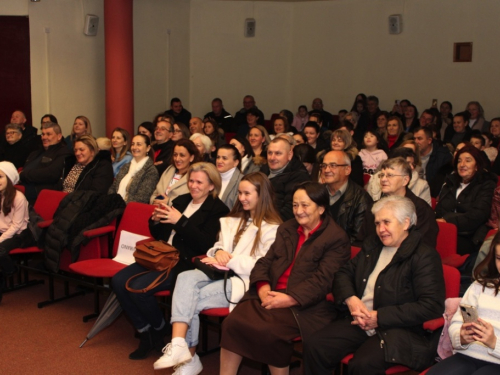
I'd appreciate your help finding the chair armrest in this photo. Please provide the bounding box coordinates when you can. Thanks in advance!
[423,317,444,331]
[83,225,116,238]
[37,220,53,229]
[192,254,207,263]
[442,254,469,268]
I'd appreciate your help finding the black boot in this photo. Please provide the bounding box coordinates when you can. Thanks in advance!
[129,329,153,360]
[0,272,4,304]
[151,325,169,353]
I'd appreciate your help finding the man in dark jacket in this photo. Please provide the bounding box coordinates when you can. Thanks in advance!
[233,95,265,129]
[164,98,191,126]
[414,127,453,197]
[260,138,310,221]
[204,97,235,133]
[322,151,372,244]
[19,122,73,204]
[153,117,175,176]
[358,157,438,248]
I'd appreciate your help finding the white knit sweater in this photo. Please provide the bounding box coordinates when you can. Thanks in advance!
[449,281,500,364]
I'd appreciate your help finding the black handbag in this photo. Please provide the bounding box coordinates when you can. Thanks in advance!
[193,257,244,304]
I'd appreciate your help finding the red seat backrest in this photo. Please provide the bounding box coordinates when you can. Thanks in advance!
[351,246,361,259]
[442,264,460,298]
[111,202,155,257]
[436,221,457,259]
[33,189,69,221]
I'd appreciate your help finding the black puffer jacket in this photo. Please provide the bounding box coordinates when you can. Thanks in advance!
[44,191,125,272]
[334,229,445,371]
[260,156,310,221]
[73,150,114,194]
[331,181,373,244]
[436,170,497,245]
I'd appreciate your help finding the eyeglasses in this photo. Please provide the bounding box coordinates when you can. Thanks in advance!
[155,127,172,132]
[319,163,348,170]
[5,131,19,135]
[172,129,182,133]
[378,173,407,179]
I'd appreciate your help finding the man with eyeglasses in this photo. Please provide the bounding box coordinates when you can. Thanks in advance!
[260,138,309,221]
[152,116,175,175]
[321,151,372,244]
[0,124,37,169]
[359,157,438,248]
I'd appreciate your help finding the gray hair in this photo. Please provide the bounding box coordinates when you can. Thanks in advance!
[41,122,62,135]
[5,124,22,134]
[190,133,212,154]
[372,195,417,227]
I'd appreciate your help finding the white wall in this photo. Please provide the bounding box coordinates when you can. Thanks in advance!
[290,0,500,117]
[187,0,500,119]
[2,0,28,15]
[3,0,500,138]
[133,0,191,125]
[189,0,294,119]
[28,0,105,136]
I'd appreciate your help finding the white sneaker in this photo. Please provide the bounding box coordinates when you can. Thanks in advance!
[153,342,192,370]
[173,354,203,375]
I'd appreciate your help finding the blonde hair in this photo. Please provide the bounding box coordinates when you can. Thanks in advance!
[187,162,221,198]
[96,137,111,151]
[72,116,92,140]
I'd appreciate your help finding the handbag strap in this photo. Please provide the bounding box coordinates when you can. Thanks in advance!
[223,272,245,305]
[125,268,172,294]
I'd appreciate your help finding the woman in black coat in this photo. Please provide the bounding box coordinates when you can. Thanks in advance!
[219,182,350,374]
[62,135,114,194]
[112,162,229,361]
[436,144,497,255]
[303,195,445,375]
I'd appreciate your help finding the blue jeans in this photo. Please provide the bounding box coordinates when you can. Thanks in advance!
[112,262,175,330]
[171,269,232,347]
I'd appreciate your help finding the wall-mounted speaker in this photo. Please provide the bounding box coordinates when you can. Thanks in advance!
[245,18,256,38]
[388,14,402,35]
[84,14,99,36]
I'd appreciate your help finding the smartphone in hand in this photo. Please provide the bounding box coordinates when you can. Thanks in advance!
[460,304,479,324]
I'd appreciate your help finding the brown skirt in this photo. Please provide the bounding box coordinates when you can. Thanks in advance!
[220,298,300,368]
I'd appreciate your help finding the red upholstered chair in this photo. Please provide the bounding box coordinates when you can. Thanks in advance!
[435,221,469,268]
[224,132,236,145]
[14,184,25,194]
[8,189,68,291]
[68,202,155,321]
[340,264,460,375]
[431,197,437,210]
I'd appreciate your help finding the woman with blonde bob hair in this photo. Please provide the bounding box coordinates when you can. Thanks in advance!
[112,161,229,361]
[153,172,282,372]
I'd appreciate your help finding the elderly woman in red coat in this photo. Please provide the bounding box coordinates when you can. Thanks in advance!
[219,181,351,375]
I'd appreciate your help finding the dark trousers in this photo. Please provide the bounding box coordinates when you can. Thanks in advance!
[303,316,393,375]
[427,353,500,375]
[0,227,35,275]
[111,262,174,330]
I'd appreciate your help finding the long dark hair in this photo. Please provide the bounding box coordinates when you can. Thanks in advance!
[474,231,500,295]
[1,176,16,216]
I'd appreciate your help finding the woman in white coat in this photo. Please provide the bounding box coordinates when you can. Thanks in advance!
[153,172,282,374]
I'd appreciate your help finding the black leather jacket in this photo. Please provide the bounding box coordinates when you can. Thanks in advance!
[330,181,373,244]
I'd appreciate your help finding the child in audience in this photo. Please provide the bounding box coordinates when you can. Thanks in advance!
[291,105,309,132]
[427,232,500,375]
[0,162,35,288]
[358,130,388,175]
